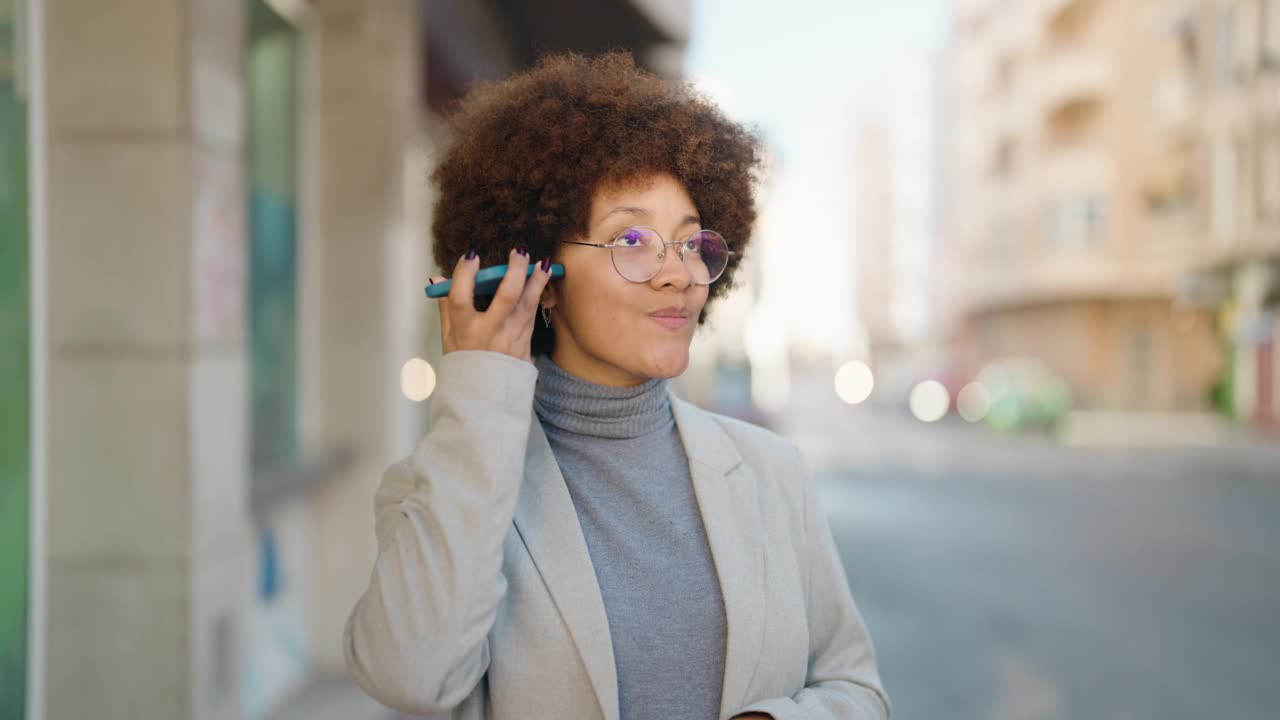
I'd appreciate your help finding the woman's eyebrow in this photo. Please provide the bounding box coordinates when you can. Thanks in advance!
[595,206,648,227]
[594,207,702,228]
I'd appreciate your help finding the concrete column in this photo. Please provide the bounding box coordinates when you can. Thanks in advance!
[298,0,427,674]
[42,1,250,719]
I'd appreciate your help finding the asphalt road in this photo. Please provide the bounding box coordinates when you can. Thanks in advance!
[808,410,1280,720]
[280,382,1279,720]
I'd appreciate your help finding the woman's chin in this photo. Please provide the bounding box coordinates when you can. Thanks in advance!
[639,346,691,380]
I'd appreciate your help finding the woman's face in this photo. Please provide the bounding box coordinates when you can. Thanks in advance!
[543,173,710,387]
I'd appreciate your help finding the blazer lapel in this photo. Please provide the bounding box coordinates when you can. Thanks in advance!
[670,392,768,719]
[512,393,767,720]
[512,417,620,720]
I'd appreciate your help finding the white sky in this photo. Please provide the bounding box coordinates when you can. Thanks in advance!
[684,0,948,355]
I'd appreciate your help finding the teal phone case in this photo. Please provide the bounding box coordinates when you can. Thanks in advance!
[425,263,565,298]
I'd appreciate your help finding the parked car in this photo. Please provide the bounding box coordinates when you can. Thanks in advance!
[977,358,1073,434]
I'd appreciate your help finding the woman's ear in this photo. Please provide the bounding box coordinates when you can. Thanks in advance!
[539,282,557,310]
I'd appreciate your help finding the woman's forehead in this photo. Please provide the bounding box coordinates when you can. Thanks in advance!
[589,173,697,223]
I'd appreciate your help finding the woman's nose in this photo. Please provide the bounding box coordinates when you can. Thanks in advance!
[651,241,693,288]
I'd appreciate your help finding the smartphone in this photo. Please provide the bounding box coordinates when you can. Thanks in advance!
[425,263,565,299]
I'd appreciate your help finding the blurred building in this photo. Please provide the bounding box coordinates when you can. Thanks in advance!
[947,0,1221,414]
[6,1,690,720]
[687,145,777,423]
[854,113,896,358]
[853,55,949,402]
[1179,0,1280,428]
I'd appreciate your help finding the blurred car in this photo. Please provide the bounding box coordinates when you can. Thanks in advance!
[976,357,1073,434]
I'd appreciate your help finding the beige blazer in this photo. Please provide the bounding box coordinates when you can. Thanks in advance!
[344,350,890,719]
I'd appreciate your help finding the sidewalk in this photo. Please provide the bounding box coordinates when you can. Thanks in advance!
[266,674,448,720]
[1056,410,1255,448]
[781,393,1280,482]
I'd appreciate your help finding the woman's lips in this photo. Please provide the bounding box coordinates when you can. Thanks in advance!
[650,315,689,330]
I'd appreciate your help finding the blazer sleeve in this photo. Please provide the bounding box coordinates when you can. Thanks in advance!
[731,445,892,719]
[343,350,538,716]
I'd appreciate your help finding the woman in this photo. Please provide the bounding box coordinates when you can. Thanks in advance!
[344,52,890,720]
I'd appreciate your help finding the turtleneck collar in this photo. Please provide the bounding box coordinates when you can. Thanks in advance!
[533,353,672,439]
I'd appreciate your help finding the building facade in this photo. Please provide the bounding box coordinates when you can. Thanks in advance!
[9,1,691,719]
[853,55,949,402]
[947,0,1222,413]
[27,2,430,718]
[1183,0,1280,427]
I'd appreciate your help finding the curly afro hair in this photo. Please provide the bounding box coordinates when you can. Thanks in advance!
[430,51,764,356]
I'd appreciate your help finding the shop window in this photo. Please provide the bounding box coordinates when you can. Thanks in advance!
[0,1,30,717]
[1129,326,1154,406]
[248,1,299,478]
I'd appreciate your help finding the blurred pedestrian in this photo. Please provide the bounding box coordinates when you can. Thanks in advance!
[343,51,889,720]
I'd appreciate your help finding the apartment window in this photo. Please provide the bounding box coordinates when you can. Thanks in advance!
[1153,73,1192,125]
[993,54,1018,95]
[1146,183,1194,246]
[1266,0,1280,67]
[1046,98,1102,147]
[1261,123,1280,221]
[1174,12,1200,67]
[1216,7,1235,87]
[1237,135,1253,232]
[1212,134,1237,239]
[964,10,986,40]
[988,215,1016,258]
[992,138,1018,178]
[1046,195,1107,250]
[1237,0,1261,79]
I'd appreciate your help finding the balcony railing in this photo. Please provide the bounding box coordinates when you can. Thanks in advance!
[1040,0,1090,27]
[1036,47,1111,120]
[1153,73,1195,138]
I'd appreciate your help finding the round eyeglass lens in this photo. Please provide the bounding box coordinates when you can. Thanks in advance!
[685,230,729,285]
[611,227,664,282]
[610,227,730,284]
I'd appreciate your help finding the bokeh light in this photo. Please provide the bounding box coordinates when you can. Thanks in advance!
[957,382,991,423]
[400,358,436,402]
[908,379,950,423]
[834,360,875,405]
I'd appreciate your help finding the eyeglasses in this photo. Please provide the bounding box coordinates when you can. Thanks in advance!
[561,226,734,285]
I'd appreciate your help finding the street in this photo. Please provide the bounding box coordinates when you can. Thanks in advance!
[278,389,1280,720]
[791,397,1280,720]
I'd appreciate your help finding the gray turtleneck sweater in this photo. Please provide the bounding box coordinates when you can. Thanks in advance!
[532,353,728,720]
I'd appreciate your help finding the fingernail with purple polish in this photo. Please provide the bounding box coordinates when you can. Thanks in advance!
[515,245,529,257]
[540,257,552,272]
[465,249,478,260]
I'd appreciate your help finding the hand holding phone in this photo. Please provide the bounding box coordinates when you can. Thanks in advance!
[427,249,560,363]
[425,262,564,298]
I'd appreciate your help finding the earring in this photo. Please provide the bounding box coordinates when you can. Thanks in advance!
[540,304,551,328]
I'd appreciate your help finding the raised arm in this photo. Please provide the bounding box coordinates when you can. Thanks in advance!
[344,349,537,715]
